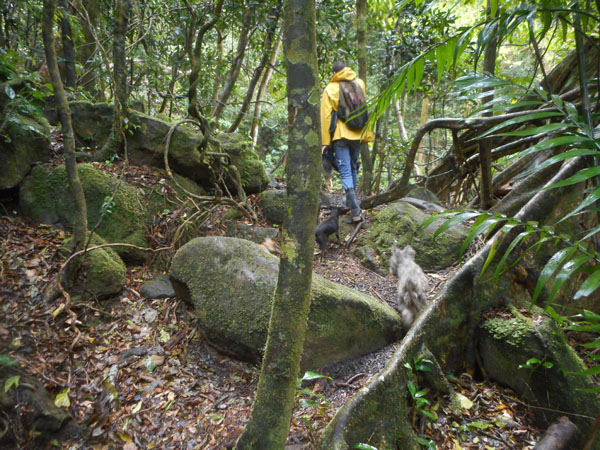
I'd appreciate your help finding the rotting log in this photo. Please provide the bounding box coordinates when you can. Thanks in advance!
[319,157,600,450]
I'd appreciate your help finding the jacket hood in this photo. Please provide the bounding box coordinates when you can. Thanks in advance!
[331,67,356,82]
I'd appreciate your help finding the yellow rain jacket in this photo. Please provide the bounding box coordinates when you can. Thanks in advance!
[320,67,373,146]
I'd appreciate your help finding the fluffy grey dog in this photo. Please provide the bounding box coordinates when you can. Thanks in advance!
[389,245,429,331]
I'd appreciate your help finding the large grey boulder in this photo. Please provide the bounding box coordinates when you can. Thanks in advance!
[359,200,466,271]
[0,84,50,190]
[169,237,403,369]
[65,101,268,194]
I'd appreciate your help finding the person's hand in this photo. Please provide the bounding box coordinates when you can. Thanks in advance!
[321,145,328,154]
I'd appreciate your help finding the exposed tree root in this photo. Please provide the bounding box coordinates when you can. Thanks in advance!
[318,157,600,450]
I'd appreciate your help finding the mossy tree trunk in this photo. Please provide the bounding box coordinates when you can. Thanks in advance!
[98,0,130,160]
[42,0,87,248]
[235,0,321,447]
[356,0,373,195]
[75,0,104,100]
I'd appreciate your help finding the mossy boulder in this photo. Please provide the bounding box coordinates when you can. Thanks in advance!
[216,133,269,194]
[66,101,268,194]
[406,186,440,205]
[62,232,127,299]
[359,201,466,270]
[258,189,288,225]
[0,99,50,190]
[169,236,403,369]
[479,307,600,440]
[19,163,148,261]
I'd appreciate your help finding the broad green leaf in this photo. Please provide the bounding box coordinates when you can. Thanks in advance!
[55,388,70,408]
[494,122,571,137]
[545,167,600,190]
[4,375,20,393]
[583,310,600,323]
[475,111,564,139]
[460,216,497,257]
[526,149,600,179]
[532,247,578,302]
[354,444,378,450]
[414,57,425,90]
[518,135,587,159]
[570,365,600,376]
[559,185,600,223]
[302,371,332,381]
[427,211,482,238]
[574,267,600,300]
[548,254,591,303]
[494,229,532,278]
[0,354,17,367]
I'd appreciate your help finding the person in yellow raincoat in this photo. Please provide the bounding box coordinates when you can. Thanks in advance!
[320,61,371,223]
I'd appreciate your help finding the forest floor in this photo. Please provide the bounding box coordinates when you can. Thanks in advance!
[2,183,557,449]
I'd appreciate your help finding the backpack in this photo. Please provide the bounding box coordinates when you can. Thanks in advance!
[337,80,369,130]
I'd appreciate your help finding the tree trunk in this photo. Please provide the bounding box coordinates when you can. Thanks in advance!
[395,96,408,140]
[75,0,103,100]
[479,0,498,209]
[251,32,282,148]
[414,94,430,175]
[59,0,76,90]
[373,107,390,193]
[212,7,253,123]
[356,0,372,194]
[97,0,130,160]
[228,3,281,133]
[186,0,224,121]
[235,0,321,447]
[42,0,87,249]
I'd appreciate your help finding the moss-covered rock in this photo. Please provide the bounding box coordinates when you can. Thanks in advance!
[65,101,268,194]
[63,232,127,299]
[0,98,50,190]
[19,163,148,261]
[406,185,440,205]
[169,237,403,369]
[216,133,269,194]
[359,201,466,270]
[258,189,288,225]
[479,307,600,440]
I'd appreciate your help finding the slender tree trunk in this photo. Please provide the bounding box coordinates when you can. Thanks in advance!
[75,0,103,99]
[356,0,372,194]
[59,0,76,90]
[479,0,498,209]
[251,32,282,148]
[374,107,390,193]
[414,94,430,175]
[42,0,87,249]
[228,3,281,133]
[97,0,131,160]
[212,8,253,123]
[236,0,321,447]
[186,0,224,121]
[210,27,224,112]
[395,96,408,140]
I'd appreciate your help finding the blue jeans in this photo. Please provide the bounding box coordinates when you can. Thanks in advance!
[333,139,361,217]
[333,139,360,190]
